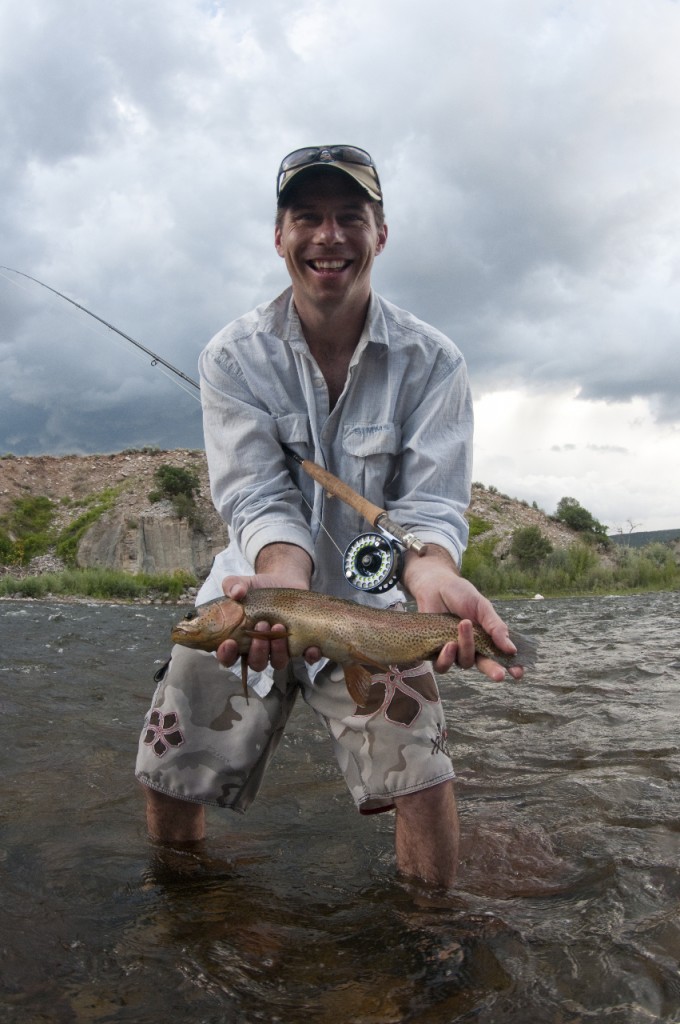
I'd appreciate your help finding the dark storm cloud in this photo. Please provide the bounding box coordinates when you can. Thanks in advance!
[1,0,680,458]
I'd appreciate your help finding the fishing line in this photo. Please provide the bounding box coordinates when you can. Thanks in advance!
[0,266,202,402]
[2,266,412,590]
[295,489,345,559]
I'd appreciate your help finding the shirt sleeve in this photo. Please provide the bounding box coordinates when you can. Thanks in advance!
[386,350,473,567]
[199,339,315,571]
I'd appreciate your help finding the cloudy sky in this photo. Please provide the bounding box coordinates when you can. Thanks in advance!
[1,0,679,533]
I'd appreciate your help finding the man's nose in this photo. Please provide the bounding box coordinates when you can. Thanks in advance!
[313,217,345,243]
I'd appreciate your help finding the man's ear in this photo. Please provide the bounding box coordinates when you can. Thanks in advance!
[375,223,388,255]
[274,225,284,257]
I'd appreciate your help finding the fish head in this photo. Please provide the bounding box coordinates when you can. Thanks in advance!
[171,597,246,651]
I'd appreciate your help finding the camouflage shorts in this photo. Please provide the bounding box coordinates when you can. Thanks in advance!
[135,645,455,815]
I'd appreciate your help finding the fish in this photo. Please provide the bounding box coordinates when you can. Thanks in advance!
[171,587,537,707]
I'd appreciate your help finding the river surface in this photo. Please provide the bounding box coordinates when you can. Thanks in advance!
[1,591,679,1023]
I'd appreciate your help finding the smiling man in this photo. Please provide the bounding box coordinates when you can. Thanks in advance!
[136,145,522,888]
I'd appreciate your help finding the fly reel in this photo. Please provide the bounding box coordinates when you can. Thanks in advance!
[343,532,402,593]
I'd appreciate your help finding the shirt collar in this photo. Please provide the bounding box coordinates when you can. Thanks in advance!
[279,288,389,354]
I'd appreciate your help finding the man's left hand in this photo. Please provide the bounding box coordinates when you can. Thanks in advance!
[402,546,524,682]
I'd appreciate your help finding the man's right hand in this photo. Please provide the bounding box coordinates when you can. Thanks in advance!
[215,543,321,671]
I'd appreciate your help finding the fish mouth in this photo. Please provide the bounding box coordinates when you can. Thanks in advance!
[170,626,204,646]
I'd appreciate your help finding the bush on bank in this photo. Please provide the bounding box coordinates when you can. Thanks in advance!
[461,538,679,597]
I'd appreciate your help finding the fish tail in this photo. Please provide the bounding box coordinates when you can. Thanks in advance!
[508,628,538,669]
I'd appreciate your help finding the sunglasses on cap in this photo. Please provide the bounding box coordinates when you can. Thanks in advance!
[276,145,382,203]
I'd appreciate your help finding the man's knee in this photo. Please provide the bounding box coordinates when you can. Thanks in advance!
[395,779,457,821]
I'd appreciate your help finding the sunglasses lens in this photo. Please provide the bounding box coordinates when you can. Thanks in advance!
[332,146,373,167]
[280,148,323,173]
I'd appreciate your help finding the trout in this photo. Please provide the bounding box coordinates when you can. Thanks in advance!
[171,588,537,707]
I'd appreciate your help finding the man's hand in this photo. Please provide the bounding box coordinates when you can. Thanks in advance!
[402,545,524,682]
[215,543,322,671]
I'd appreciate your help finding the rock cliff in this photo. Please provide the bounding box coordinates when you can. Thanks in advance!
[0,449,228,579]
[0,448,579,581]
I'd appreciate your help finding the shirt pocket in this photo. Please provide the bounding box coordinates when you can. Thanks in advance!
[342,422,401,504]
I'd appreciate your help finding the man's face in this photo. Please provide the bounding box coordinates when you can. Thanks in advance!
[274,173,387,314]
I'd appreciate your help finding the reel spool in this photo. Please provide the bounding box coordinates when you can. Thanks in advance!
[343,532,402,593]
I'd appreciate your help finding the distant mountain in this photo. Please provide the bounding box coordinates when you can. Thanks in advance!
[608,529,680,549]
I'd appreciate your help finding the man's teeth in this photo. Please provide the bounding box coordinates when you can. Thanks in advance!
[310,260,347,270]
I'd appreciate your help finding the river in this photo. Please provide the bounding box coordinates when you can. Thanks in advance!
[1,590,679,1023]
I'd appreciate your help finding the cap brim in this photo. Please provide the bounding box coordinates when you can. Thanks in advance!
[278,160,382,203]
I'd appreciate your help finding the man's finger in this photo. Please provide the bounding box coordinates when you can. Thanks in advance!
[247,621,273,671]
[216,637,239,667]
[268,623,289,670]
[455,619,477,669]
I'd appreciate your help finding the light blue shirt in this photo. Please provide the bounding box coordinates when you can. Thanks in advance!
[197,287,473,618]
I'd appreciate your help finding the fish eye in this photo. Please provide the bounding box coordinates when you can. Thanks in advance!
[185,610,199,621]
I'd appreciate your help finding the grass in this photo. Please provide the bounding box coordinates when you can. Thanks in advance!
[1,486,127,568]
[461,540,680,598]
[0,568,197,602]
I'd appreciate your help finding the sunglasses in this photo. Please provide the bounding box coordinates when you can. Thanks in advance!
[276,145,382,199]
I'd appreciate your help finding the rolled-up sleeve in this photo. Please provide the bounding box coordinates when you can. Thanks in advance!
[199,342,315,569]
[385,347,473,567]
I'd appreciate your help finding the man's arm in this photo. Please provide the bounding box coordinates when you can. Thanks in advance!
[402,544,523,681]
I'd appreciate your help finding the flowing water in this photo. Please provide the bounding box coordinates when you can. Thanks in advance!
[1,590,680,1023]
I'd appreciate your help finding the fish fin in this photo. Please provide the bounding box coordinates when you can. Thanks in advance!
[242,628,291,640]
[347,646,389,673]
[240,657,250,705]
[507,629,538,669]
[343,662,375,707]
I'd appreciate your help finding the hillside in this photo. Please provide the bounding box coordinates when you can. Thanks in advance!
[0,448,579,579]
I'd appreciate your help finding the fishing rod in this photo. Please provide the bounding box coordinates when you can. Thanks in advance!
[1,266,426,592]
[0,266,200,393]
[280,444,426,592]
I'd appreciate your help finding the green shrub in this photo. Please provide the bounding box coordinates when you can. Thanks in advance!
[467,514,492,538]
[511,526,553,568]
[149,465,200,502]
[54,487,123,566]
[0,528,17,563]
[148,464,202,526]
[555,496,608,539]
[0,496,57,564]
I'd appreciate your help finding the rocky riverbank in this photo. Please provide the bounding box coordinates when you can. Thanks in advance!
[0,447,578,584]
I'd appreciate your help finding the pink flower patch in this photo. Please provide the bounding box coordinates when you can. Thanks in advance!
[353,664,439,727]
[143,710,184,757]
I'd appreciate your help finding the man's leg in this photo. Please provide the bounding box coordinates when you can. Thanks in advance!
[144,786,205,842]
[136,647,301,842]
[394,780,459,888]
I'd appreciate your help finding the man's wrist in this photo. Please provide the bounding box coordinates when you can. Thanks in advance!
[254,542,313,587]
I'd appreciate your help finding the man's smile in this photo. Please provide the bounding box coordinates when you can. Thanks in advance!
[307,258,352,273]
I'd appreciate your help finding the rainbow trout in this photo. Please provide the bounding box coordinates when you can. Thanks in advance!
[171,588,536,707]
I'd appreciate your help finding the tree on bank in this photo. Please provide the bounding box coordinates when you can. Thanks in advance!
[511,525,553,569]
[555,497,608,541]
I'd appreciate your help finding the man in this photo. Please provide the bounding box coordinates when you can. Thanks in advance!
[136,145,523,888]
